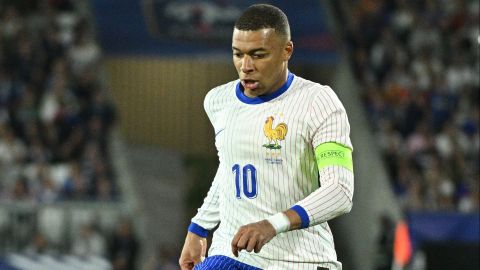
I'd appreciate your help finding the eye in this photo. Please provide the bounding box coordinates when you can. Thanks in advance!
[233,52,243,58]
[252,53,266,59]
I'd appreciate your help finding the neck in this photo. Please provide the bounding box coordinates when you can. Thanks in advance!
[265,68,289,96]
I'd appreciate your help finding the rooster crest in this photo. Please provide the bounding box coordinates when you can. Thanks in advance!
[263,116,288,149]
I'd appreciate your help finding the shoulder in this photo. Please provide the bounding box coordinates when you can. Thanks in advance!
[204,79,238,119]
[292,75,344,110]
[204,80,238,106]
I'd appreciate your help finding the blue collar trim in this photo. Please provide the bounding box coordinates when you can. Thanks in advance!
[235,72,294,104]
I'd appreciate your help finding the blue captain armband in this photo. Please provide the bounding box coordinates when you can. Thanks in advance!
[188,222,209,238]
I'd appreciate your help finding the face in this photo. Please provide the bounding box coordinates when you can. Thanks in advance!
[232,28,293,98]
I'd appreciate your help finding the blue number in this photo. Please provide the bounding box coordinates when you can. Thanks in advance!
[232,164,257,199]
[232,164,241,198]
[243,164,257,198]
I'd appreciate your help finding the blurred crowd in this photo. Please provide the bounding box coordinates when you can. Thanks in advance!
[341,0,479,212]
[0,0,141,269]
[0,0,117,204]
[22,217,138,269]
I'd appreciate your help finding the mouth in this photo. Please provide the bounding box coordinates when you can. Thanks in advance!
[241,79,259,90]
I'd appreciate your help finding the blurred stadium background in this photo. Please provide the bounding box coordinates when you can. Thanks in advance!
[0,0,478,270]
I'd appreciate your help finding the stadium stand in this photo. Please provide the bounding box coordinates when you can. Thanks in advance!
[0,0,117,207]
[334,1,479,269]
[3,1,474,269]
[338,0,479,213]
[0,0,139,269]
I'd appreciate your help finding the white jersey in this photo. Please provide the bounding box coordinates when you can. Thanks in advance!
[191,73,354,270]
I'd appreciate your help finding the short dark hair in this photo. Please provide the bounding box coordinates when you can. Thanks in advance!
[234,4,290,40]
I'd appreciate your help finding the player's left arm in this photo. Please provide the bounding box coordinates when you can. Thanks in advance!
[231,143,353,256]
[284,141,353,230]
[243,141,353,235]
[288,86,354,228]
[232,86,354,255]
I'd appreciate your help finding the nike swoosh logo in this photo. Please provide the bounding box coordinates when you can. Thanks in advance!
[215,128,225,137]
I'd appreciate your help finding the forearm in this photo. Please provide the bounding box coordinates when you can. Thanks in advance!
[282,209,302,230]
[292,165,353,227]
[268,166,353,232]
[191,203,220,232]
[231,170,353,256]
[179,232,208,269]
[190,168,222,232]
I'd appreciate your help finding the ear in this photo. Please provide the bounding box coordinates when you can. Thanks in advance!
[284,41,293,61]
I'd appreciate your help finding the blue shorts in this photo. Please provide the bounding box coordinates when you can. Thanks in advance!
[194,255,262,270]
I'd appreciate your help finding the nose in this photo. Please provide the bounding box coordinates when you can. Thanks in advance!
[241,56,254,74]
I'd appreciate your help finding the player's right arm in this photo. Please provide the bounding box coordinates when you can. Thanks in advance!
[179,232,208,270]
[180,86,227,267]
[179,160,222,268]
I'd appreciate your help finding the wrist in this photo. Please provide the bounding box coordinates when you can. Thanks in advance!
[188,222,209,238]
[266,212,290,234]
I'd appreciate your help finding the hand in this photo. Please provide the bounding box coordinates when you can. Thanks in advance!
[179,232,208,270]
[231,219,276,257]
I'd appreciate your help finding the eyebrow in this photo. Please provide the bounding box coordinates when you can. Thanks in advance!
[232,47,267,54]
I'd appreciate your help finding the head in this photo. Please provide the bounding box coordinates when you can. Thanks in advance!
[232,4,293,98]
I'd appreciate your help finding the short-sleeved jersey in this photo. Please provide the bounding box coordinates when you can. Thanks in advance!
[191,73,354,270]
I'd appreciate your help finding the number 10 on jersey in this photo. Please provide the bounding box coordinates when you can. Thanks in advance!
[232,164,257,199]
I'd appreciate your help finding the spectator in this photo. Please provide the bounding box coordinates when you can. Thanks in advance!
[108,218,139,270]
[34,163,59,203]
[68,18,100,78]
[0,125,26,183]
[71,222,106,257]
[9,176,33,202]
[0,6,24,41]
[146,245,179,270]
[95,174,116,201]
[60,161,88,200]
[24,232,52,256]
[375,214,395,270]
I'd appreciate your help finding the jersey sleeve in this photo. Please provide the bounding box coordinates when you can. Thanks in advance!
[189,166,222,236]
[188,89,222,236]
[290,86,354,228]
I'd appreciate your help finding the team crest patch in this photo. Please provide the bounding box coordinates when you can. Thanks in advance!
[263,116,287,165]
[263,116,288,149]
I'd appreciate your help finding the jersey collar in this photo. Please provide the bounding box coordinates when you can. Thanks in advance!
[235,72,294,105]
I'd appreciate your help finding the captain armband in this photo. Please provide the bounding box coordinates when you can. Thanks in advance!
[315,142,353,172]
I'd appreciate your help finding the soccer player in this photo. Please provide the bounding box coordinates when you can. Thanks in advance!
[179,4,354,270]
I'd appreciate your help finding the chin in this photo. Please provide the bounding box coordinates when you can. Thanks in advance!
[245,89,262,98]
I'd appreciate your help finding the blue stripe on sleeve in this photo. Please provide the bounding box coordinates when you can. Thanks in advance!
[290,205,310,228]
[188,222,209,238]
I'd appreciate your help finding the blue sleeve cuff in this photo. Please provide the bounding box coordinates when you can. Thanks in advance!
[290,205,310,228]
[188,222,209,238]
